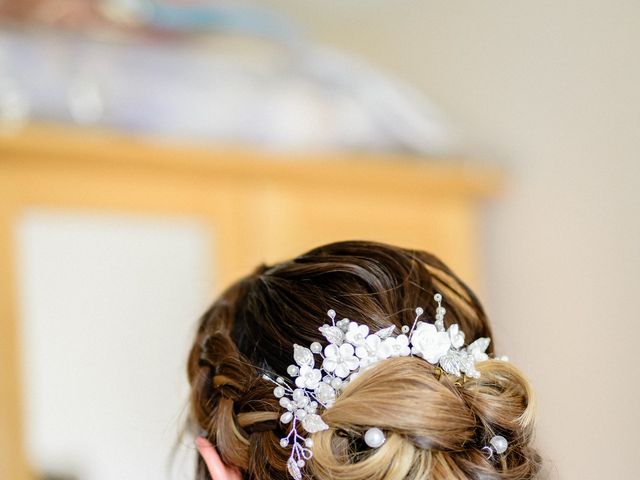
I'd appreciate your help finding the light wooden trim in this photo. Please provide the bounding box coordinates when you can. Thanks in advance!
[0,206,32,480]
[0,124,503,198]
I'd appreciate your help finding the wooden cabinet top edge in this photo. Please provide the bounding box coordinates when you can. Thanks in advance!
[0,123,504,198]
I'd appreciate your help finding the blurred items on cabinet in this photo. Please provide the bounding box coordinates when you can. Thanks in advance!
[0,1,456,154]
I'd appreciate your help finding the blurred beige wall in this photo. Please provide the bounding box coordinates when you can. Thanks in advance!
[258,1,640,478]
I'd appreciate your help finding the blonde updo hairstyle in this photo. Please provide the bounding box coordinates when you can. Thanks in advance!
[187,241,540,480]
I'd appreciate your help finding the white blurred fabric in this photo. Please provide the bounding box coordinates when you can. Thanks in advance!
[0,28,456,154]
[16,212,212,480]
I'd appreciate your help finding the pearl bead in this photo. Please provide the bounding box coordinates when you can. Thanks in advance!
[434,293,442,302]
[273,386,285,398]
[280,412,293,424]
[292,389,305,402]
[280,438,289,447]
[310,342,322,353]
[287,365,300,376]
[304,438,314,447]
[490,435,508,454]
[364,427,386,448]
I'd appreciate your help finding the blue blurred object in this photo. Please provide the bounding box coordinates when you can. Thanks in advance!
[109,0,303,45]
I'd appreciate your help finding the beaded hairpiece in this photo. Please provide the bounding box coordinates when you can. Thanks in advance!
[263,294,504,480]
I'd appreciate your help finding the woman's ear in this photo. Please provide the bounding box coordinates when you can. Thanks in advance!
[195,436,242,480]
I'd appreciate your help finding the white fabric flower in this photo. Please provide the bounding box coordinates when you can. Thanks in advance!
[355,333,382,367]
[336,318,351,332]
[345,322,369,346]
[410,322,452,364]
[448,324,465,349]
[378,334,411,358]
[314,382,336,406]
[323,343,359,378]
[295,365,322,389]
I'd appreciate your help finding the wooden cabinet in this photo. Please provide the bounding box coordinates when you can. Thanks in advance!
[0,124,501,479]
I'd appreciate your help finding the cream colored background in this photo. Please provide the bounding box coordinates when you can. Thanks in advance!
[253,1,640,478]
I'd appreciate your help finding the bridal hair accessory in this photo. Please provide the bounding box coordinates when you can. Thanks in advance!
[364,427,386,448]
[263,293,493,480]
[482,435,509,459]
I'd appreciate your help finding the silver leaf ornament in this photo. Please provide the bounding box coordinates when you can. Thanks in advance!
[467,337,491,362]
[439,350,462,376]
[319,325,344,345]
[287,458,302,480]
[376,325,396,339]
[302,413,329,433]
[293,344,315,367]
[459,352,480,378]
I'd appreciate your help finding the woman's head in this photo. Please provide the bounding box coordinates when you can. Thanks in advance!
[187,241,540,479]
